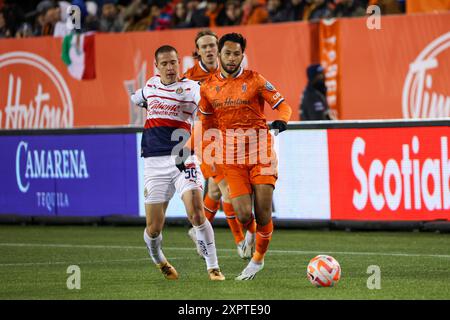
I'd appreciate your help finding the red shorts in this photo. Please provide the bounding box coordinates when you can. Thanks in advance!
[220,162,278,199]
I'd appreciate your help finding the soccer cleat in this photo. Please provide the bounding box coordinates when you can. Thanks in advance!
[188,227,204,259]
[237,232,255,260]
[235,260,264,281]
[157,261,179,280]
[208,268,225,281]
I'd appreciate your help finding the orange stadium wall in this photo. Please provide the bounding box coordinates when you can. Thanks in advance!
[0,22,312,129]
[0,12,449,130]
[335,12,450,120]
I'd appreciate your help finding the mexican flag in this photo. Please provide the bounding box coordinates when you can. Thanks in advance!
[61,32,96,80]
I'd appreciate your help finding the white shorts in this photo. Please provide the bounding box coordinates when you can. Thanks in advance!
[143,155,204,204]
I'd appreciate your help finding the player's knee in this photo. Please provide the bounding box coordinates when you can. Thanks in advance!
[235,205,252,224]
[208,185,221,200]
[145,226,161,238]
[207,178,221,198]
[190,210,205,226]
[255,214,271,226]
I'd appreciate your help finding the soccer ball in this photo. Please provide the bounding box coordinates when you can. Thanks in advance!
[307,255,341,287]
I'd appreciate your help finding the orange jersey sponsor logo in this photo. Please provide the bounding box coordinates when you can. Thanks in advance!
[199,69,285,164]
[199,69,285,131]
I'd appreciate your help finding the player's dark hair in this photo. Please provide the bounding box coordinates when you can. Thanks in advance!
[218,33,246,53]
[193,29,218,60]
[155,45,178,62]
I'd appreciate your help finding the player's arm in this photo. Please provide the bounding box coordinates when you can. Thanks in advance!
[257,74,292,134]
[130,87,148,109]
[197,84,215,132]
[175,81,205,171]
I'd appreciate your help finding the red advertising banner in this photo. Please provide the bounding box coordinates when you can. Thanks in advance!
[0,23,312,129]
[328,126,450,221]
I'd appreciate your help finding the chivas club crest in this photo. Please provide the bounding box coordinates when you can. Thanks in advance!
[215,85,220,93]
[242,83,247,92]
[176,87,184,95]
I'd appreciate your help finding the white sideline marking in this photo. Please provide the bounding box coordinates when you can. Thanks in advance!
[0,243,449,260]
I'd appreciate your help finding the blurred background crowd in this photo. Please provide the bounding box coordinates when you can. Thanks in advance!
[0,0,406,38]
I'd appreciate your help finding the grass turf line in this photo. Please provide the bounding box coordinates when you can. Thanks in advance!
[0,225,449,299]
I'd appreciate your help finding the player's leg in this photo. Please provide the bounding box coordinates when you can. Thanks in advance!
[221,165,258,259]
[176,159,224,280]
[217,176,254,259]
[143,202,179,280]
[235,161,277,281]
[201,163,222,222]
[188,166,222,253]
[181,188,225,280]
[204,177,222,221]
[142,156,178,280]
[187,176,221,251]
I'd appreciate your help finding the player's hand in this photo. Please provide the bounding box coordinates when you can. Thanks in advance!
[137,101,148,109]
[175,147,192,172]
[269,120,287,135]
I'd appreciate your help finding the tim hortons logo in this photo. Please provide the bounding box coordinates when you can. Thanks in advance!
[352,136,449,211]
[0,51,74,129]
[402,32,450,119]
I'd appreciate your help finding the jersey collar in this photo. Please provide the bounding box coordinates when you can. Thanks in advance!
[199,59,219,74]
[219,67,243,79]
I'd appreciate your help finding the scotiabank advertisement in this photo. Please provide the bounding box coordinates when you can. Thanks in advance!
[328,127,450,220]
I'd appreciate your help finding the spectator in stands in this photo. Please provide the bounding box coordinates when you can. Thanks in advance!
[280,0,307,21]
[1,0,25,38]
[332,0,366,18]
[217,0,243,26]
[300,64,336,121]
[304,0,333,21]
[267,0,287,23]
[99,0,124,32]
[123,0,153,32]
[0,10,9,38]
[171,1,189,28]
[41,2,61,36]
[148,2,172,31]
[53,1,71,37]
[85,1,100,31]
[369,0,402,15]
[241,0,268,25]
[190,0,224,28]
[182,0,201,27]
[15,22,34,38]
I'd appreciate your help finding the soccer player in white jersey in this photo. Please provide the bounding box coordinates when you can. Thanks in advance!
[131,45,225,281]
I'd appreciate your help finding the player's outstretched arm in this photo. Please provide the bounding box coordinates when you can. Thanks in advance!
[269,103,292,135]
[131,88,148,109]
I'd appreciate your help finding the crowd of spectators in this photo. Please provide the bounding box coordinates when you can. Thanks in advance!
[0,0,406,38]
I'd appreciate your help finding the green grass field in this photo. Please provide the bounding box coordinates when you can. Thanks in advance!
[0,225,449,300]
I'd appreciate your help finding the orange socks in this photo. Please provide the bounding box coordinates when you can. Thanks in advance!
[253,219,274,263]
[203,194,220,222]
[222,202,245,244]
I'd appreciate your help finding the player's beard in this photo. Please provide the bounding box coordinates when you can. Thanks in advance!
[220,57,242,76]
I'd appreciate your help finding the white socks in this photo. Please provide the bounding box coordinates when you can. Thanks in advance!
[194,219,219,270]
[143,229,166,265]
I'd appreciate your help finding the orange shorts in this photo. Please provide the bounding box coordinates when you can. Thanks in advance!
[200,162,225,184]
[220,162,278,199]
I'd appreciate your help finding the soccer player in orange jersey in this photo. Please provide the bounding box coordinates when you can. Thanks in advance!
[198,33,292,280]
[184,30,257,260]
